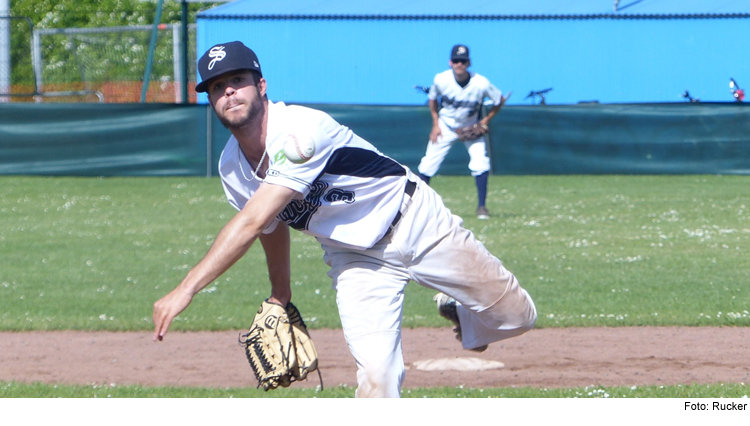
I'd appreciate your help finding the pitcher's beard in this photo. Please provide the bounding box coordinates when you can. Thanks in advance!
[219,109,248,129]
[217,88,264,130]
[218,102,261,130]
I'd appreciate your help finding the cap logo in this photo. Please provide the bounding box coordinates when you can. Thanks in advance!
[208,46,227,70]
[456,46,467,55]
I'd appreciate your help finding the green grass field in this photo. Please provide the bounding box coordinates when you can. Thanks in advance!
[1,380,747,398]
[2,174,749,398]
[2,175,748,331]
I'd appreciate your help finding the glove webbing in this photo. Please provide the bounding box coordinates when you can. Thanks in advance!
[286,303,307,329]
[239,329,291,389]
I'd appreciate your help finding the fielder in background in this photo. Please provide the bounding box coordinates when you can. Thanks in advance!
[152,41,536,398]
[417,44,511,220]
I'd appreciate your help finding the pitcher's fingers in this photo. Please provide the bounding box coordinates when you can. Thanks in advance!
[153,311,172,341]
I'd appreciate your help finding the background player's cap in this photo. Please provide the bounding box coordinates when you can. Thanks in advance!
[451,44,470,61]
[196,41,262,93]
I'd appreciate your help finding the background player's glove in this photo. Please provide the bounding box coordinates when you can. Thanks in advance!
[455,122,489,141]
[239,300,319,391]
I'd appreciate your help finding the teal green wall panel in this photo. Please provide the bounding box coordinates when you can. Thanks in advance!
[0,104,209,176]
[3,103,750,177]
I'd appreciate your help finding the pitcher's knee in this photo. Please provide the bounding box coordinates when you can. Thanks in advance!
[523,293,538,330]
[500,284,537,333]
[518,311,537,334]
[510,294,537,334]
[478,290,537,338]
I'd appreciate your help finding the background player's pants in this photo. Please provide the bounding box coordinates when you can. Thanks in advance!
[321,174,537,398]
[417,121,491,178]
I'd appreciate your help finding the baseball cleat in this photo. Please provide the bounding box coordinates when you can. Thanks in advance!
[434,293,488,352]
[476,206,490,220]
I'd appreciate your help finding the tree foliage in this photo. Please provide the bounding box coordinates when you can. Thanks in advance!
[12,0,216,30]
[8,0,218,86]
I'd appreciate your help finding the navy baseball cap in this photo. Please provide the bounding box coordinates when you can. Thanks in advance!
[451,44,470,61]
[195,41,262,93]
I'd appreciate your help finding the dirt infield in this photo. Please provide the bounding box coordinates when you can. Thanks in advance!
[2,327,748,390]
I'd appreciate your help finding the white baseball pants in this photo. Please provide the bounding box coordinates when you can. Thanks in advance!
[321,174,537,398]
[417,121,492,178]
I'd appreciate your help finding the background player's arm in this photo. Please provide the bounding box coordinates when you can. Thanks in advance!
[478,91,512,128]
[429,98,442,143]
[259,221,291,306]
[478,104,502,128]
[153,182,298,341]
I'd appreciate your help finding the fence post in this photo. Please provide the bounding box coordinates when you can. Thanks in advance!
[32,28,43,98]
[140,0,164,103]
[180,0,189,104]
[0,1,11,102]
[206,105,212,177]
[172,24,180,103]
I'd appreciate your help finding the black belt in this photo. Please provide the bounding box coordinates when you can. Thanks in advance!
[385,180,417,238]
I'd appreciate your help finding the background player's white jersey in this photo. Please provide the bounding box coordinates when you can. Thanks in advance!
[219,101,408,250]
[428,70,503,129]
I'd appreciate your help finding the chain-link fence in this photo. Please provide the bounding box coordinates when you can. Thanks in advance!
[34,24,197,103]
[1,18,197,103]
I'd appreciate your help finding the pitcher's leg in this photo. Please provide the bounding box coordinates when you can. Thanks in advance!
[326,252,410,398]
[417,228,536,348]
[348,328,404,398]
[455,271,537,348]
[401,184,536,350]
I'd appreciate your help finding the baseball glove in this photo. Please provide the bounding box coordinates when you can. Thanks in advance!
[455,122,489,141]
[238,300,319,391]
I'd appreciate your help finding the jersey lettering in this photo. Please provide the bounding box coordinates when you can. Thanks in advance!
[277,181,328,230]
[324,188,355,204]
[441,96,481,116]
[441,97,479,110]
[278,183,359,230]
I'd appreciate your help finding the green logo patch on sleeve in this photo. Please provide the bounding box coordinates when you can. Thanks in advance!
[274,150,287,165]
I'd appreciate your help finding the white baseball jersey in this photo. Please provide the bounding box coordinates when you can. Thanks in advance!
[428,70,503,129]
[219,101,408,250]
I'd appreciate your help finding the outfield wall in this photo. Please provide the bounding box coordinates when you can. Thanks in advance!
[1,102,750,176]
[197,2,750,105]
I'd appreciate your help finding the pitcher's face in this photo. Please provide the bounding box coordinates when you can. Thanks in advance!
[208,70,267,129]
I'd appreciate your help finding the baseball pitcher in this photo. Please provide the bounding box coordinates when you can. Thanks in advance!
[152,41,536,398]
